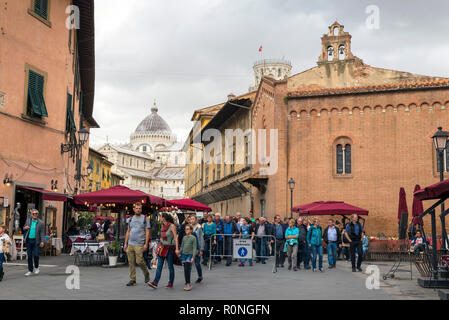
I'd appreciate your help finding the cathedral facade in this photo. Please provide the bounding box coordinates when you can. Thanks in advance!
[98,104,185,199]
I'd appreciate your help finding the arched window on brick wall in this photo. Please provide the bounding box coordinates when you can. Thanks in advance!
[335,137,352,175]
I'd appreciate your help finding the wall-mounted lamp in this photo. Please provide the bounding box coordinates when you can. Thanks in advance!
[3,174,12,186]
[51,180,58,192]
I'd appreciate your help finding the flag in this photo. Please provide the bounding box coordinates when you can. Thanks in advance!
[258,45,262,52]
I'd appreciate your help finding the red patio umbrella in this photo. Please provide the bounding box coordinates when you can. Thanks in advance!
[165,198,212,212]
[74,185,150,205]
[413,178,449,201]
[294,201,368,216]
[411,184,424,225]
[398,187,409,222]
[291,201,325,213]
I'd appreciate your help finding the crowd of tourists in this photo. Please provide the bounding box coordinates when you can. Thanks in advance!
[0,202,369,291]
[121,202,369,291]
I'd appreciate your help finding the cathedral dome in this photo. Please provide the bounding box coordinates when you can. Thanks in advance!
[134,105,172,135]
[130,102,177,149]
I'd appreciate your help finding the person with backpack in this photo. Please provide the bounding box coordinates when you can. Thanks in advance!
[189,214,204,283]
[307,218,324,272]
[345,214,365,272]
[123,202,151,286]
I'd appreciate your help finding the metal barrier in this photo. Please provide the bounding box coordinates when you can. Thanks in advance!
[206,234,277,273]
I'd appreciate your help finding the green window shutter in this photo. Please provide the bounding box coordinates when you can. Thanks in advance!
[34,0,48,20]
[66,93,76,133]
[68,29,72,50]
[28,70,47,117]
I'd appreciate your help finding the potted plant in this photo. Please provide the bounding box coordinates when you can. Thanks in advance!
[108,240,121,266]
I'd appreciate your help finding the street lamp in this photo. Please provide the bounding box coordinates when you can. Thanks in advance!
[431,127,449,278]
[61,127,91,194]
[288,178,295,219]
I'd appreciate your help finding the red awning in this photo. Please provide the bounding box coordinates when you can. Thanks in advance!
[292,201,326,213]
[19,186,68,202]
[165,198,212,212]
[413,178,449,201]
[292,201,368,216]
[74,185,161,205]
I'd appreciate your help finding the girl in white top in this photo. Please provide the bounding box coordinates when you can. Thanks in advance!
[0,225,11,281]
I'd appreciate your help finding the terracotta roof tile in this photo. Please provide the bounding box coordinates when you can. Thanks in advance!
[287,79,449,98]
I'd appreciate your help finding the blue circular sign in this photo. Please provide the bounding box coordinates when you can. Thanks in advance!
[238,247,248,257]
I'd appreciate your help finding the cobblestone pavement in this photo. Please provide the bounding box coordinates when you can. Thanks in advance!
[0,255,440,300]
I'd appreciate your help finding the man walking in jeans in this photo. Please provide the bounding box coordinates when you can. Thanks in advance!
[272,215,287,268]
[24,209,45,276]
[255,217,270,264]
[323,218,341,269]
[124,202,151,286]
[345,214,365,272]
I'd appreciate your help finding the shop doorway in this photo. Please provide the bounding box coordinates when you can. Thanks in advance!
[14,187,42,231]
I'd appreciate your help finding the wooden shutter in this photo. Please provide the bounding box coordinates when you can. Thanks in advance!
[66,93,76,133]
[34,0,48,20]
[344,144,351,174]
[28,70,47,117]
[336,144,343,174]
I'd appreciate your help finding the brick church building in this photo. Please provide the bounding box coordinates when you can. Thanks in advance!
[250,21,449,236]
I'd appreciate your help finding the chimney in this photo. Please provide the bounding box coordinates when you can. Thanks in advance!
[227,93,236,101]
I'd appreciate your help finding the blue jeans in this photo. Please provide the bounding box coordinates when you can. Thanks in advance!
[327,242,337,266]
[241,258,253,265]
[153,249,175,285]
[26,239,40,272]
[311,245,323,269]
[0,253,4,268]
[256,237,267,262]
[303,242,311,267]
[194,254,202,278]
[183,262,192,284]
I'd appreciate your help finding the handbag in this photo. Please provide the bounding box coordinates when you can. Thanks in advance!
[156,242,170,257]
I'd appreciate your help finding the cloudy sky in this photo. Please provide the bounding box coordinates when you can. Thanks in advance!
[90,0,449,147]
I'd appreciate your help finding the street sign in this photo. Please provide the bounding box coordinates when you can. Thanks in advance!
[233,238,253,259]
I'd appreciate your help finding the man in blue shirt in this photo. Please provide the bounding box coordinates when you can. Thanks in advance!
[24,209,45,277]
[345,214,365,272]
[223,215,238,266]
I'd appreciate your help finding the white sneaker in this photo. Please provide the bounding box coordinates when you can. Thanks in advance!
[34,268,40,274]
[25,271,33,276]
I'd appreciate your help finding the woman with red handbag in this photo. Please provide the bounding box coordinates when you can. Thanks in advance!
[148,213,180,289]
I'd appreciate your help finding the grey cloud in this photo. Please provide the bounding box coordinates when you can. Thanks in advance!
[91,0,449,145]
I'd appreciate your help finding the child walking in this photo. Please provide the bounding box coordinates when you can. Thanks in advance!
[0,225,11,281]
[180,224,197,291]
